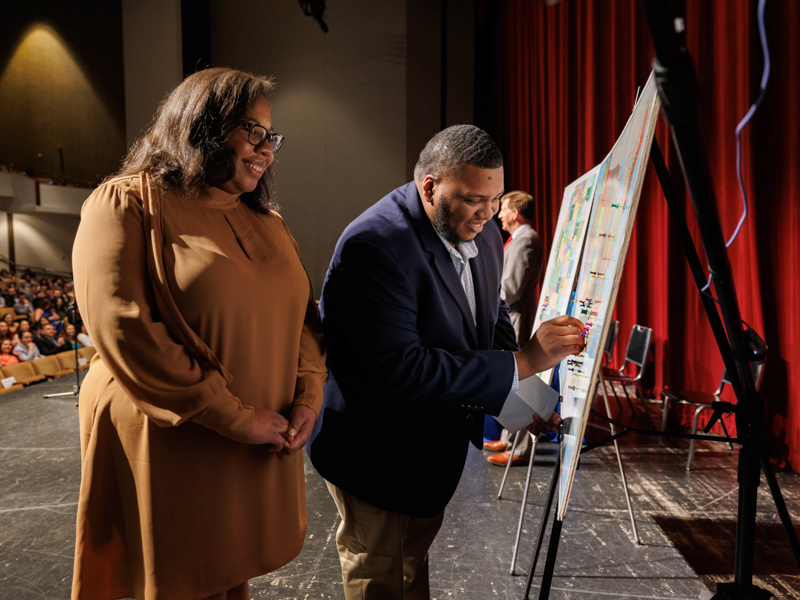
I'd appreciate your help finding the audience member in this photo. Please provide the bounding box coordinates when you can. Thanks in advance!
[26,284,39,302]
[53,297,69,320]
[36,316,51,332]
[2,285,18,307]
[14,331,42,362]
[13,318,31,346]
[0,339,20,367]
[34,323,64,356]
[76,324,93,348]
[3,313,18,337]
[33,299,64,334]
[14,293,34,317]
[59,323,81,350]
[16,318,31,335]
[63,282,76,302]
[0,321,12,342]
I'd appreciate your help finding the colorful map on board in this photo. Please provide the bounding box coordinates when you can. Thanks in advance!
[532,164,603,386]
[557,72,661,521]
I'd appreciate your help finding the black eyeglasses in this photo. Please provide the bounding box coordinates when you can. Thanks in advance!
[243,122,285,153]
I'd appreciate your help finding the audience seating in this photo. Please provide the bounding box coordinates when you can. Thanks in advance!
[31,355,74,379]
[0,271,90,397]
[54,350,80,373]
[77,345,96,368]
[0,383,24,395]
[0,361,46,385]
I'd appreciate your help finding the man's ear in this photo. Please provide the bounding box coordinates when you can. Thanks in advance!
[421,176,436,204]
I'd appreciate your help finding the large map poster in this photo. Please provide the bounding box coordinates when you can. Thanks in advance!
[556,72,661,520]
[531,164,604,386]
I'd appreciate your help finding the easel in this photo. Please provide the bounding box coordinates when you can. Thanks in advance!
[521,3,800,595]
[501,368,640,575]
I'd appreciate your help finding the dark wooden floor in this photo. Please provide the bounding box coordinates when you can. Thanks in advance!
[1,375,798,599]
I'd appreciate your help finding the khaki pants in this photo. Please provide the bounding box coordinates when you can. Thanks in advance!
[325,480,445,600]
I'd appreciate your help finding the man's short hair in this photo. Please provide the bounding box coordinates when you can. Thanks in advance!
[414,125,503,183]
[502,190,536,221]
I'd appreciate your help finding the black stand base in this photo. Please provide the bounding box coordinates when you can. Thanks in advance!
[43,388,78,398]
[713,582,772,600]
[537,515,563,599]
[43,384,79,406]
[524,453,560,599]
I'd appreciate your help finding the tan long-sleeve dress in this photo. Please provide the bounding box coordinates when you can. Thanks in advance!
[70,174,327,600]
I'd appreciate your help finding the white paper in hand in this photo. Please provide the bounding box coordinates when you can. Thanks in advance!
[496,375,559,432]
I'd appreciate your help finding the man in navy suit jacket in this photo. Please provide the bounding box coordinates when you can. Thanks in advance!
[307,125,584,600]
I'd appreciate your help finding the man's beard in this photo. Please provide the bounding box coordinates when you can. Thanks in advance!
[433,194,478,245]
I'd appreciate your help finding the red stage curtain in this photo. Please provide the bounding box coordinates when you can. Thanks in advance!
[480,0,799,469]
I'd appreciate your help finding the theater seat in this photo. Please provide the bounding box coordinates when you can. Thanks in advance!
[31,355,74,379]
[0,361,46,385]
[54,351,80,373]
[77,346,96,369]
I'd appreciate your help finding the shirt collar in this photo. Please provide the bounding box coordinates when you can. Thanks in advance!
[434,229,479,262]
[511,223,530,236]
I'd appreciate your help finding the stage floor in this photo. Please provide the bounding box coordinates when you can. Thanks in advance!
[1,375,798,599]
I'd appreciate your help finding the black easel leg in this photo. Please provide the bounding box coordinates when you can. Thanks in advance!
[736,446,761,589]
[524,455,560,599]
[537,515,564,600]
[761,454,800,573]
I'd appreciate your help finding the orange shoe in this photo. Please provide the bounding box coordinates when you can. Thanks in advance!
[486,451,529,467]
[483,440,509,452]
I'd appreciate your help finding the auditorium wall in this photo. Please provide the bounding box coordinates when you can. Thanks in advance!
[210,0,476,291]
[12,213,80,275]
[0,0,127,183]
[0,0,476,287]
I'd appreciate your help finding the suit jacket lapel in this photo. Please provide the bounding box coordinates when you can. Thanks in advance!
[403,184,479,348]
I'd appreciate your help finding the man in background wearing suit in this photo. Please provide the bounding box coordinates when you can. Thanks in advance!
[485,191,545,467]
[307,125,584,600]
[33,323,65,356]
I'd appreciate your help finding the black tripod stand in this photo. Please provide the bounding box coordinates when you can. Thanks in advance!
[524,138,800,600]
[524,4,799,598]
[642,2,799,597]
[42,302,82,406]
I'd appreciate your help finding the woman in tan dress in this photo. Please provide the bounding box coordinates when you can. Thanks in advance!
[71,68,327,600]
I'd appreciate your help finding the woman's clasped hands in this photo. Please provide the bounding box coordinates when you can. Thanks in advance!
[245,404,317,457]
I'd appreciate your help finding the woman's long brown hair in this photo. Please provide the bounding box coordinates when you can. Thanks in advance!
[118,67,278,213]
